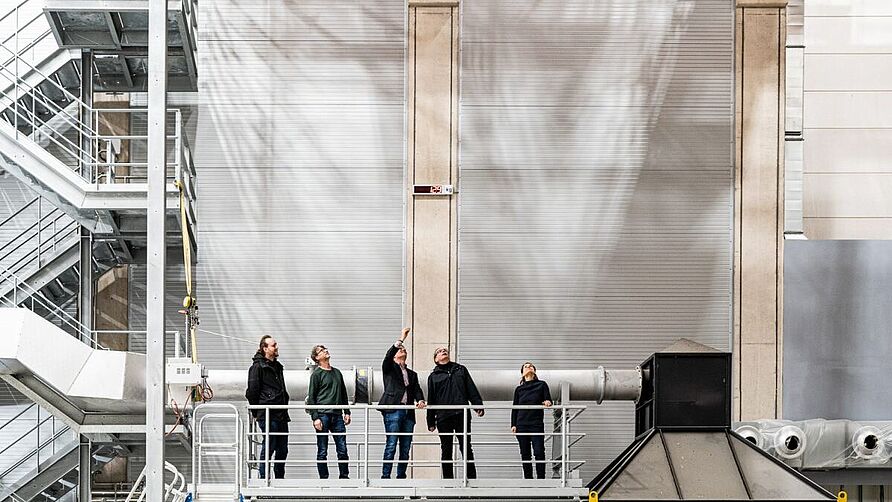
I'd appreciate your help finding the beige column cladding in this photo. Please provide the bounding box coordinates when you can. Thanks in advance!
[733,0,787,421]
[406,0,459,478]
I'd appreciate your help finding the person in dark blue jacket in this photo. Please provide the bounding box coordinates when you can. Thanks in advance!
[511,362,552,479]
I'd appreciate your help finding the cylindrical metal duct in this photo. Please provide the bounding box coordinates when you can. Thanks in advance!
[775,425,807,460]
[206,366,641,403]
[852,425,887,460]
[735,424,765,449]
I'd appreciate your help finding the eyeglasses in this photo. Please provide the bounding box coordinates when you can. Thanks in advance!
[435,348,449,355]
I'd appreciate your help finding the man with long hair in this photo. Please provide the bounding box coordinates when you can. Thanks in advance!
[246,335,290,479]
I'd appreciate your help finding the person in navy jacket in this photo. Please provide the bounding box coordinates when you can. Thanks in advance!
[511,362,552,479]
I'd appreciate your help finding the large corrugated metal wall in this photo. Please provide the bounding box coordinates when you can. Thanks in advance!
[457,0,734,479]
[191,1,407,369]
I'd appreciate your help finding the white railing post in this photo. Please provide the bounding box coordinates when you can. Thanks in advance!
[13,4,19,136]
[174,110,182,183]
[462,406,468,487]
[265,407,270,487]
[36,197,41,267]
[364,405,369,485]
[561,405,567,487]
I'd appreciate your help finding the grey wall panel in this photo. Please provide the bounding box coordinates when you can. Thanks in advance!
[784,240,892,421]
[192,0,405,371]
[458,0,734,480]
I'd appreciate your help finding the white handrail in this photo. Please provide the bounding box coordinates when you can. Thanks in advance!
[243,403,587,487]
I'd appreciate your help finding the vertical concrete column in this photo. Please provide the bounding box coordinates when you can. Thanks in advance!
[733,0,787,421]
[406,0,459,478]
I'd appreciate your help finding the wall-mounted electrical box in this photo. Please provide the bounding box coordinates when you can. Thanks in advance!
[166,357,204,386]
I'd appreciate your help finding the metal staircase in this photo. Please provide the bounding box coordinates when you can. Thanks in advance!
[0,404,131,502]
[0,195,128,340]
[0,0,198,249]
[0,1,199,499]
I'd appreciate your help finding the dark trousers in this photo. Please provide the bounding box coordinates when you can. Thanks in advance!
[516,427,546,479]
[437,414,476,479]
[257,419,289,479]
[316,413,349,479]
[382,410,415,479]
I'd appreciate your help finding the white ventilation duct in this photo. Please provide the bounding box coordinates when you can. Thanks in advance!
[775,425,807,460]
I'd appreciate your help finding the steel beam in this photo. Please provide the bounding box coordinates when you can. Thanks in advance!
[79,436,91,502]
[145,0,168,500]
[79,49,94,344]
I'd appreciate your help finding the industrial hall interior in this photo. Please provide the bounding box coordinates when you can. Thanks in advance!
[0,0,889,501]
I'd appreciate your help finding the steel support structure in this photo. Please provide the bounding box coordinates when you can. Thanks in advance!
[79,436,91,502]
[146,0,168,499]
[79,49,93,344]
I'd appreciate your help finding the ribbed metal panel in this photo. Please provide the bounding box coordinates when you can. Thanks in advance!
[191,0,405,370]
[458,0,734,480]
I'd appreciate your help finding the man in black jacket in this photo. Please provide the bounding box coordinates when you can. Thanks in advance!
[379,327,426,479]
[246,335,290,479]
[426,347,484,479]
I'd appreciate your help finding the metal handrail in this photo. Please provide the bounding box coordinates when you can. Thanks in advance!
[0,0,31,25]
[0,265,104,350]
[0,18,194,187]
[0,403,37,433]
[0,196,37,228]
[0,205,71,261]
[241,403,587,488]
[0,413,55,457]
[0,420,73,481]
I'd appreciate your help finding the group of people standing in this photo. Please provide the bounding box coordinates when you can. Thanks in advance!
[245,329,553,481]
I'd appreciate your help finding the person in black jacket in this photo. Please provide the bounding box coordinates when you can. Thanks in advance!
[511,362,552,479]
[426,347,484,479]
[379,327,426,479]
[245,335,291,479]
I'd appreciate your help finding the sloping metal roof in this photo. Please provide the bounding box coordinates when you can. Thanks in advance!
[589,429,835,501]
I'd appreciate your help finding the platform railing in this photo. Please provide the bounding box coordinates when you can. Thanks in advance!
[242,403,586,488]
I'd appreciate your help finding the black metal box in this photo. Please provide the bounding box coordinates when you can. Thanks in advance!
[635,351,731,435]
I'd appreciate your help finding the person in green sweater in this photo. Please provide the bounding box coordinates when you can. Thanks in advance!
[307,345,352,479]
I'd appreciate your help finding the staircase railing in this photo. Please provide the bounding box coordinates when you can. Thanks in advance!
[0,5,196,193]
[126,461,188,502]
[0,404,75,490]
[0,0,58,77]
[0,265,102,347]
[0,196,79,285]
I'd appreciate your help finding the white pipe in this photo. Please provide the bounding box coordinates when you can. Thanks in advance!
[205,366,642,403]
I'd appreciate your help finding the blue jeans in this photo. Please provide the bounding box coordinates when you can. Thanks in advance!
[382,410,415,479]
[257,420,288,479]
[316,413,349,479]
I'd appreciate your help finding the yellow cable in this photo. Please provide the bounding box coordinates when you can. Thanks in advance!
[176,181,198,364]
